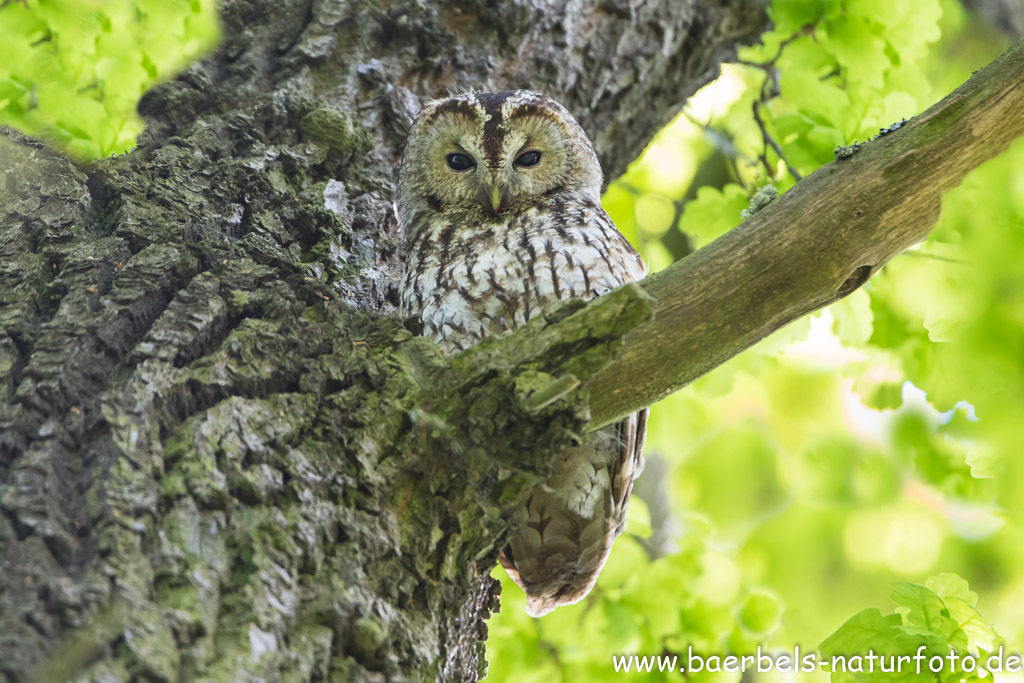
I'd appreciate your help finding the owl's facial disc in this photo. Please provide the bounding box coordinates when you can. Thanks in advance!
[489,113,580,212]
[401,91,602,220]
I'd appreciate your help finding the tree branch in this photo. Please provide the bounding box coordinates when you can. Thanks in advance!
[584,39,1024,429]
[0,1,772,678]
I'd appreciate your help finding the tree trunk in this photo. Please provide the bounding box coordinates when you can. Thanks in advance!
[0,1,769,680]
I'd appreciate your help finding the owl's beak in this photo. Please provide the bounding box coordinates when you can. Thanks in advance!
[490,185,502,214]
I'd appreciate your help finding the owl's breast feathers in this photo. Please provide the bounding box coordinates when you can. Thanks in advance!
[400,197,645,354]
[400,195,648,616]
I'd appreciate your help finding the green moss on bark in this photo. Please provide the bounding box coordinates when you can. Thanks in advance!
[0,0,768,677]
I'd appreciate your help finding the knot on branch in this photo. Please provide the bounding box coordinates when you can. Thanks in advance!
[836,265,874,299]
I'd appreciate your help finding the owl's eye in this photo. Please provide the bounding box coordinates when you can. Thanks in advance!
[446,153,475,171]
[514,150,541,167]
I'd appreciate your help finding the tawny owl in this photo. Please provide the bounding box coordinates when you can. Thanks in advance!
[396,90,647,617]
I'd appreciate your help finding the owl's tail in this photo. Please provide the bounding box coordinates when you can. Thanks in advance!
[498,410,647,617]
[498,493,616,617]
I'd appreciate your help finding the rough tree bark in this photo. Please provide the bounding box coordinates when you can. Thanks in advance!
[0,0,769,681]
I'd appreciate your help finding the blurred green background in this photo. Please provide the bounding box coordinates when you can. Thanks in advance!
[497,0,1023,679]
[0,0,218,159]
[3,0,1022,680]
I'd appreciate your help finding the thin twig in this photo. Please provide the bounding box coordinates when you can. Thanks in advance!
[732,23,820,183]
[901,251,969,265]
[681,109,755,168]
[733,22,819,70]
[752,99,803,181]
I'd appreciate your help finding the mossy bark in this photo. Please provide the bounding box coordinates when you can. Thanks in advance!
[0,0,768,680]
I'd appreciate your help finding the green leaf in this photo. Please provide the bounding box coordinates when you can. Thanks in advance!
[820,608,926,658]
[771,0,830,34]
[677,184,748,247]
[831,289,874,346]
[825,15,890,89]
[891,582,958,641]
[0,0,219,158]
[925,573,978,607]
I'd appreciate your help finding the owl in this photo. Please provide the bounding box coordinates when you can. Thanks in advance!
[396,90,648,617]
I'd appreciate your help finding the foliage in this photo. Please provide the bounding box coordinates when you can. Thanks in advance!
[819,573,1002,682]
[0,0,219,160]
[491,0,1023,680]
[2,0,1022,681]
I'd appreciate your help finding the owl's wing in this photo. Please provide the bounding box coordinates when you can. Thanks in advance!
[610,407,648,535]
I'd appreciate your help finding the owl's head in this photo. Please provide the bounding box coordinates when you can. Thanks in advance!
[396,90,602,230]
